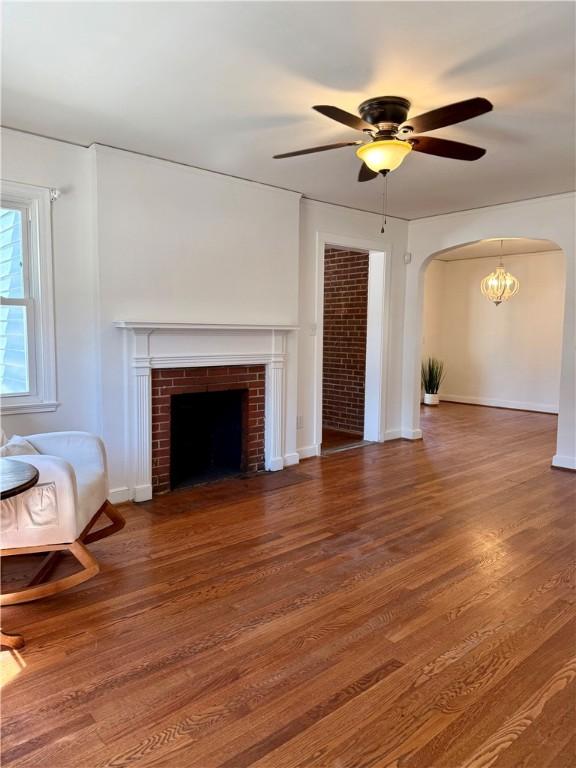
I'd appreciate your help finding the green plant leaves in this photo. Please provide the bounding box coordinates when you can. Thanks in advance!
[421,357,445,394]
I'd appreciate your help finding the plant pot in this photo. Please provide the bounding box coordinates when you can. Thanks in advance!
[424,393,440,406]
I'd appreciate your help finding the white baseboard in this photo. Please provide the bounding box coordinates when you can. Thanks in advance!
[383,429,402,441]
[552,454,576,470]
[267,457,284,472]
[401,428,423,440]
[439,394,558,414]
[108,486,132,504]
[297,444,320,459]
[284,452,300,467]
[133,484,153,502]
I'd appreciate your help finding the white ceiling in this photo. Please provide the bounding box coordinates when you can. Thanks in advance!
[2,2,575,219]
[435,237,562,261]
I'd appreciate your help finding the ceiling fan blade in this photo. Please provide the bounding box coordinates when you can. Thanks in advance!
[273,141,361,159]
[358,163,378,182]
[401,97,493,134]
[411,136,486,161]
[313,105,372,132]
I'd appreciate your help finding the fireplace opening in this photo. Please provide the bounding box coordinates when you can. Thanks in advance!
[170,389,247,489]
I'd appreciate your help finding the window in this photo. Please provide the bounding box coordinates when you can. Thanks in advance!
[0,181,57,413]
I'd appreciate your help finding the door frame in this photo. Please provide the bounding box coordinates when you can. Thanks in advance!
[313,231,392,451]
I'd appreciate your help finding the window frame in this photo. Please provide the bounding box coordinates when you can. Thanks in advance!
[0,180,57,414]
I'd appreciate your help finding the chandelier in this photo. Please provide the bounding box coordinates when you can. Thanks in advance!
[480,241,520,306]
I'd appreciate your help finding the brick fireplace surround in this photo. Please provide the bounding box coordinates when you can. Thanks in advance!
[114,321,296,502]
[151,365,265,493]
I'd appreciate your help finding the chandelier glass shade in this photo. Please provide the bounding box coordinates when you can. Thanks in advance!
[480,264,520,306]
[356,139,412,172]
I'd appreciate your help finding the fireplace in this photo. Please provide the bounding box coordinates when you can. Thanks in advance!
[114,321,296,502]
[151,365,265,493]
[171,389,246,489]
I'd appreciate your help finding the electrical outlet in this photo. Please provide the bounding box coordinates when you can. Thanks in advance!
[296,415,303,430]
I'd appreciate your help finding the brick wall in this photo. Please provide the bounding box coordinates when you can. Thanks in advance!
[151,365,265,494]
[322,247,369,434]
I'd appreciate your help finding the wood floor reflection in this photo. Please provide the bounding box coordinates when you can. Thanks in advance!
[2,404,575,767]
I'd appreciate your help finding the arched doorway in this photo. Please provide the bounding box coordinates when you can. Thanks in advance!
[401,194,575,469]
[418,238,565,451]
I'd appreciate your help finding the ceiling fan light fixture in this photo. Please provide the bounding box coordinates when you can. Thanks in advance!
[356,139,412,173]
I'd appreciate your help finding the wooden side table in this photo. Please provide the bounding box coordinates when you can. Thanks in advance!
[1,458,40,649]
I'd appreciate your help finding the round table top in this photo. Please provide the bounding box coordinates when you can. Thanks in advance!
[0,458,40,500]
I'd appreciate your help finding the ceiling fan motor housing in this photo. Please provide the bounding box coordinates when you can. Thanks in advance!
[358,96,411,127]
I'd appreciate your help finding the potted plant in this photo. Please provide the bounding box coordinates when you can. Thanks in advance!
[421,357,445,405]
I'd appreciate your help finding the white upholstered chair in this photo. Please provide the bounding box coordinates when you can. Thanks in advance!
[0,431,125,605]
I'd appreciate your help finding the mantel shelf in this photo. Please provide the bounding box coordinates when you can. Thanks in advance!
[114,321,299,332]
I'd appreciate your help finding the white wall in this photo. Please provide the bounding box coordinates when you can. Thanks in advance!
[421,260,444,363]
[405,193,576,469]
[1,132,302,495]
[0,128,100,436]
[92,145,302,494]
[422,252,565,412]
[297,200,409,454]
[92,145,301,326]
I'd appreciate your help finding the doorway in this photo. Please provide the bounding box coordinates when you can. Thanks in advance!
[419,238,565,441]
[321,245,371,454]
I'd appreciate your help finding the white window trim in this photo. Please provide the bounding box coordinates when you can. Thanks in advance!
[1,180,58,414]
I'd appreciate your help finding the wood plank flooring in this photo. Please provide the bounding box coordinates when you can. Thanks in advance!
[1,403,575,767]
[321,427,367,454]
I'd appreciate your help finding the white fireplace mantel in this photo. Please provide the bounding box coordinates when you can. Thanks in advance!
[115,320,298,501]
[114,321,299,332]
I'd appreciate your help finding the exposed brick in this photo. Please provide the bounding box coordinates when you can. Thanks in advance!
[322,247,368,434]
[151,364,266,492]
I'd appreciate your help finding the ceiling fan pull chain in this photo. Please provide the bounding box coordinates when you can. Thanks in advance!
[380,172,389,234]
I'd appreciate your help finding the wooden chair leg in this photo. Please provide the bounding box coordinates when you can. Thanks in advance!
[1,629,25,650]
[81,501,126,545]
[16,502,125,591]
[0,541,100,606]
[1,502,124,603]
[27,550,64,587]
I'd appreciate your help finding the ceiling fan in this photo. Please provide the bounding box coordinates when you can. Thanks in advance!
[273,96,493,180]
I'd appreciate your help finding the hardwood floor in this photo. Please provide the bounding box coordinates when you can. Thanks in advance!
[1,403,575,767]
[321,427,366,453]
